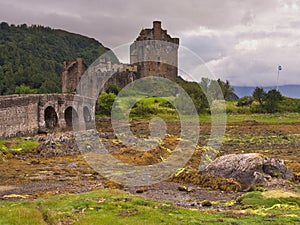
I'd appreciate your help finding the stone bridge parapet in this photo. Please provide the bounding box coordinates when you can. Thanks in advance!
[0,94,95,138]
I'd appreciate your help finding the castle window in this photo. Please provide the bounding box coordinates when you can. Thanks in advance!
[157,57,161,67]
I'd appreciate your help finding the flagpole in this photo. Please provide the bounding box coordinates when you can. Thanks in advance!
[276,65,281,91]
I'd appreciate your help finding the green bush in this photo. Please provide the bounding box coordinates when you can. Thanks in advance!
[278,97,300,112]
[106,84,120,95]
[179,81,209,113]
[237,96,254,107]
[96,92,116,116]
[250,104,265,113]
[14,84,38,94]
[130,102,158,117]
[159,101,175,109]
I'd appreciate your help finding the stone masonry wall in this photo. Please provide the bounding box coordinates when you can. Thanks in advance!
[0,95,40,138]
[0,94,95,139]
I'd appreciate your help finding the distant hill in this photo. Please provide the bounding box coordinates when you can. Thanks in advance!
[234,85,300,99]
[0,22,117,95]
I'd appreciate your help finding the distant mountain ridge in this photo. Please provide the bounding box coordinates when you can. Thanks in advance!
[0,22,117,95]
[234,85,300,99]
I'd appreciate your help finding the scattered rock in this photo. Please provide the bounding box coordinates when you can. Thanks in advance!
[204,153,294,190]
[3,194,30,199]
[30,160,40,165]
[135,187,148,194]
[35,132,79,157]
[177,185,188,192]
[201,200,212,207]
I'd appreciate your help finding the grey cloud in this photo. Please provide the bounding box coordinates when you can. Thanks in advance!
[0,0,299,86]
[289,20,300,28]
[182,35,229,62]
[0,0,278,46]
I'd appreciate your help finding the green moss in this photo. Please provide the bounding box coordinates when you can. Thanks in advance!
[0,138,39,154]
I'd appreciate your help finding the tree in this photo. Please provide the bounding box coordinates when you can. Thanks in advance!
[39,79,60,93]
[179,81,209,113]
[200,78,236,101]
[0,23,117,95]
[217,79,235,101]
[199,77,210,93]
[264,89,283,113]
[252,87,266,106]
[14,84,37,94]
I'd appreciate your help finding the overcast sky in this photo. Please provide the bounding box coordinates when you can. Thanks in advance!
[0,0,299,86]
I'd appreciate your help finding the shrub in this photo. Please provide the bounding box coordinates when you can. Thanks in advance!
[106,84,119,95]
[159,101,175,109]
[14,84,38,94]
[130,102,158,117]
[96,92,116,116]
[264,89,283,113]
[237,96,254,107]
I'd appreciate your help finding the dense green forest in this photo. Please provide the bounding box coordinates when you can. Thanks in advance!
[0,22,116,95]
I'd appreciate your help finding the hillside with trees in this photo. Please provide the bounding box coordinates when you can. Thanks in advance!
[0,22,117,95]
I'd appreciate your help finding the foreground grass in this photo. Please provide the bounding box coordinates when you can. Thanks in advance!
[0,189,299,225]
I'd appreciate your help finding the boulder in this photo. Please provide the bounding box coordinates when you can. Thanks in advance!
[204,153,293,190]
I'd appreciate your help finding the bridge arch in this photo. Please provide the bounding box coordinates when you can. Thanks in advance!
[44,106,58,129]
[64,106,79,128]
[83,106,91,122]
[83,106,92,129]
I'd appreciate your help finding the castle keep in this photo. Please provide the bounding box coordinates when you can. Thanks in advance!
[130,21,179,80]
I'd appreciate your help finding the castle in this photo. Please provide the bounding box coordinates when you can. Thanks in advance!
[62,21,180,93]
[0,21,180,138]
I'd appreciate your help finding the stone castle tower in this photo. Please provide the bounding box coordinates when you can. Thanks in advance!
[62,57,87,93]
[61,22,179,94]
[130,21,179,80]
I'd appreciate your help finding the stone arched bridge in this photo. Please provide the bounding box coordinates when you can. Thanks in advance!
[0,94,95,138]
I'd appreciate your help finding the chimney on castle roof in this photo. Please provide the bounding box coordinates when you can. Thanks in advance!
[153,21,162,40]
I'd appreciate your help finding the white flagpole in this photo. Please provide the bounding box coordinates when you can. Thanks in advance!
[276,66,281,91]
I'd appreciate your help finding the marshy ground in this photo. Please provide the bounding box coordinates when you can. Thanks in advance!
[0,118,300,224]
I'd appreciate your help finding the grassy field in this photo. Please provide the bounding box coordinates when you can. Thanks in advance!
[0,189,299,225]
[96,96,300,125]
[226,113,300,124]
